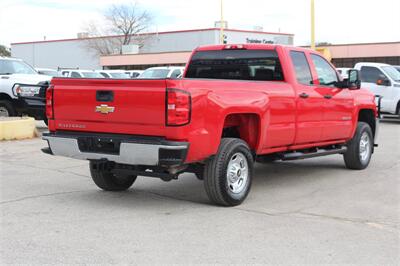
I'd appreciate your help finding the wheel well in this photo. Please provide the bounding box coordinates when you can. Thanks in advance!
[221,113,260,151]
[396,101,400,115]
[0,93,13,101]
[358,109,376,137]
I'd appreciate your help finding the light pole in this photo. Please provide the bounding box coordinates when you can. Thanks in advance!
[311,0,315,50]
[219,0,224,44]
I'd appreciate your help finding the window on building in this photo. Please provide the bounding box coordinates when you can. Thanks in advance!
[290,51,313,85]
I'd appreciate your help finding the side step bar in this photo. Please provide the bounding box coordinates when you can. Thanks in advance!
[281,147,347,161]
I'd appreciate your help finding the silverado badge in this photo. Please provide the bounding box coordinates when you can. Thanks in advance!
[95,104,115,114]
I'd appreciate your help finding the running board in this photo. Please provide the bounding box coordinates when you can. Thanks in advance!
[281,147,347,161]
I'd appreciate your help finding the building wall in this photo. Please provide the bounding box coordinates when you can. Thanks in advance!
[11,28,294,70]
[222,30,293,45]
[11,40,101,69]
[140,29,217,53]
[325,42,400,67]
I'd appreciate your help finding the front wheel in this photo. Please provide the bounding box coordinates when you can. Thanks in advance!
[0,100,16,117]
[343,122,373,170]
[89,162,137,191]
[203,138,254,206]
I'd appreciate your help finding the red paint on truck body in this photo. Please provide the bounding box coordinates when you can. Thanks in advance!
[47,44,377,163]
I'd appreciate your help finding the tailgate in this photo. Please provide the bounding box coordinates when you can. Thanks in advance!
[51,78,167,136]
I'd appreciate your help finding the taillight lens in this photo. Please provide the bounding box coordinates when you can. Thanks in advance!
[166,88,191,126]
[46,86,54,119]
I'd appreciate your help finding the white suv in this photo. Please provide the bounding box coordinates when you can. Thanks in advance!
[0,57,51,119]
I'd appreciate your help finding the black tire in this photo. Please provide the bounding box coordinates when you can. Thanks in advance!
[0,100,16,117]
[89,162,137,191]
[204,138,254,206]
[343,122,373,170]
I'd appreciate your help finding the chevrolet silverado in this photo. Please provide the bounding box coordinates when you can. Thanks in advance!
[42,44,378,206]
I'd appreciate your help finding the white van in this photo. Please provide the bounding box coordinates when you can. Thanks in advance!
[354,62,400,116]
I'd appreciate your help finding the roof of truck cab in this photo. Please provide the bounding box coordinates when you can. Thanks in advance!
[195,44,293,51]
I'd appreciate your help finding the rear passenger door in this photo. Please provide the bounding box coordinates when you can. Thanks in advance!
[289,50,324,144]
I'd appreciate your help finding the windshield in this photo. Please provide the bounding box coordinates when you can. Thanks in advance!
[140,69,170,79]
[382,66,400,82]
[81,72,104,78]
[0,60,37,75]
[110,72,130,79]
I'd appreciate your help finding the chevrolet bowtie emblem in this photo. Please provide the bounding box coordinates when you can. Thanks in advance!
[95,104,115,114]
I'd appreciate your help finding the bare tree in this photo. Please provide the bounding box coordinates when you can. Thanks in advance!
[83,3,152,56]
[0,45,11,57]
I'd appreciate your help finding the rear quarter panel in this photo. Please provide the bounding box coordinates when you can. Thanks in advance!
[166,78,296,162]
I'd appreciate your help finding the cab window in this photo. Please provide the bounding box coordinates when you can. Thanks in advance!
[310,54,338,86]
[290,51,313,85]
[360,66,387,83]
[70,72,81,78]
[185,50,284,81]
[170,69,182,78]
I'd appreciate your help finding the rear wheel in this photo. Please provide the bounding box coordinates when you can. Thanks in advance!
[89,162,137,191]
[343,122,373,170]
[0,100,16,117]
[203,138,254,206]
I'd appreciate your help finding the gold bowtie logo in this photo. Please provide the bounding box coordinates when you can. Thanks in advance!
[95,104,115,114]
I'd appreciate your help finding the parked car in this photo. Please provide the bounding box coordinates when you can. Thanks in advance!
[61,70,104,78]
[35,68,62,77]
[354,62,400,117]
[0,57,51,120]
[125,70,143,78]
[138,66,184,79]
[42,44,378,206]
[336,67,351,79]
[96,70,130,79]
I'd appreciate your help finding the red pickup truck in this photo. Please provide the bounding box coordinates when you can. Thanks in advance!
[42,44,378,206]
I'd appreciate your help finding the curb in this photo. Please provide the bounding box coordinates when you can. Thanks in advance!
[0,117,37,141]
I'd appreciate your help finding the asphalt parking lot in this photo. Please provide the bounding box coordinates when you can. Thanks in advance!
[1,120,399,265]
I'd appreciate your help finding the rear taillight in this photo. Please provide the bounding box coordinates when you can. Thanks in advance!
[46,86,54,119]
[166,88,191,126]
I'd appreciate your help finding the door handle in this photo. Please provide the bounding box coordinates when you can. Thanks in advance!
[324,94,332,99]
[299,92,309,99]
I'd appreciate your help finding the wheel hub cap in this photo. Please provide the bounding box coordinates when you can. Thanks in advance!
[227,153,249,194]
[359,132,371,162]
[0,107,9,117]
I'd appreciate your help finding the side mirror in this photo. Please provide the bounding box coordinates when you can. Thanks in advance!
[376,77,391,86]
[347,69,361,90]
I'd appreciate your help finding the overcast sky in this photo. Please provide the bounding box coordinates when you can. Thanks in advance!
[1,0,399,47]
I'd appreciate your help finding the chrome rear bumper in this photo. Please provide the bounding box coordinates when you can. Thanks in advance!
[42,133,188,166]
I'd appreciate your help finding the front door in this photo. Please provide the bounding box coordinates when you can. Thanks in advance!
[310,53,354,141]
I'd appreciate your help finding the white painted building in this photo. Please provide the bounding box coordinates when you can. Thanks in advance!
[11,28,294,70]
